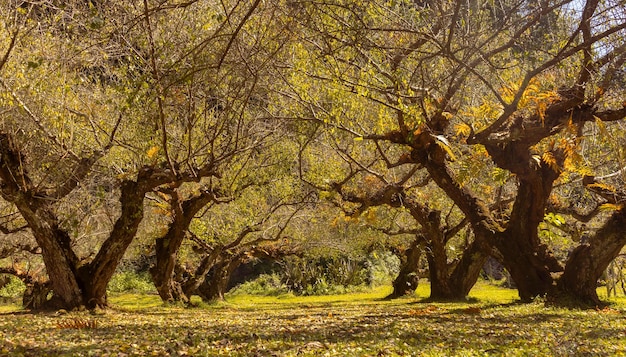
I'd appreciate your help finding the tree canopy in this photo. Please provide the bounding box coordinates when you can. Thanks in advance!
[0,0,625,310]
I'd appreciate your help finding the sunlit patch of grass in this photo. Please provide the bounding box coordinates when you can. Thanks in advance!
[108,293,163,310]
[226,285,390,305]
[2,283,626,356]
[468,281,518,303]
[0,304,20,313]
[597,287,626,307]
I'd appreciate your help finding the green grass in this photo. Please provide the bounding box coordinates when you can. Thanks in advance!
[1,283,626,356]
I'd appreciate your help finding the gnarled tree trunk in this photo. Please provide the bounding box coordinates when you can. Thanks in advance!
[149,190,214,303]
[492,175,564,301]
[197,257,241,302]
[388,239,422,298]
[0,133,182,310]
[552,210,626,307]
[428,238,488,300]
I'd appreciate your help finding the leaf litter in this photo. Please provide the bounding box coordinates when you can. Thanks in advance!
[1,295,626,356]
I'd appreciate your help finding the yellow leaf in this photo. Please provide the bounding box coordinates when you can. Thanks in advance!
[432,135,456,161]
[147,146,159,159]
[541,152,559,172]
[594,116,609,137]
[454,123,471,137]
[599,203,623,212]
[588,182,616,192]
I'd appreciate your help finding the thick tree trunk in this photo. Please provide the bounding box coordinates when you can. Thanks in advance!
[387,239,422,298]
[150,226,188,303]
[552,210,626,307]
[426,235,455,300]
[197,258,242,302]
[180,248,222,299]
[78,177,155,309]
[448,239,488,297]
[149,190,214,303]
[12,202,86,310]
[494,177,563,301]
[426,240,486,300]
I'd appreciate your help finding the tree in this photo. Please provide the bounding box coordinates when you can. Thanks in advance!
[148,178,312,303]
[334,174,484,300]
[279,0,626,304]
[0,0,292,310]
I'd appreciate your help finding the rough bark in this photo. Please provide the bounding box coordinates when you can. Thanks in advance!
[0,132,199,309]
[476,107,567,297]
[492,174,564,301]
[197,258,241,302]
[447,239,489,298]
[552,210,626,307]
[79,174,157,309]
[0,133,83,309]
[427,239,488,300]
[388,239,422,298]
[149,190,214,303]
[179,247,224,300]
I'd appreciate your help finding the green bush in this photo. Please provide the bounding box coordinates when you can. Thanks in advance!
[0,275,25,300]
[230,250,402,297]
[366,251,401,286]
[229,273,290,296]
[107,271,155,294]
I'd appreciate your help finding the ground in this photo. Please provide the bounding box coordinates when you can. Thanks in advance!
[1,283,626,356]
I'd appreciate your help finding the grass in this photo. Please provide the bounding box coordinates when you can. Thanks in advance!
[1,282,626,356]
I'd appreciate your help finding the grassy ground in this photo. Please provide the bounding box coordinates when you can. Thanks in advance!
[1,283,626,356]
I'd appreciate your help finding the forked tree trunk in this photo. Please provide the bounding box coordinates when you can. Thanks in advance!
[149,190,215,303]
[150,226,190,303]
[0,133,167,310]
[447,239,488,297]
[494,177,564,301]
[197,258,242,302]
[388,239,422,298]
[552,210,626,307]
[428,239,487,300]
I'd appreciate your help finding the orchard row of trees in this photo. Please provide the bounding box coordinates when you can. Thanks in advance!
[0,0,624,310]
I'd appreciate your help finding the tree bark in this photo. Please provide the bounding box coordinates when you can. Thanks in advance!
[552,210,626,307]
[427,238,487,300]
[447,239,488,298]
[149,190,213,303]
[491,170,564,301]
[0,132,183,310]
[388,239,422,298]
[197,257,242,302]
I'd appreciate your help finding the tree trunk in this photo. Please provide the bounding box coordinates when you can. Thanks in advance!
[77,176,156,309]
[387,239,422,298]
[426,233,487,300]
[552,210,626,307]
[448,239,489,297]
[426,235,456,300]
[22,281,53,310]
[149,190,214,303]
[494,177,563,301]
[180,248,223,300]
[197,258,242,302]
[150,224,188,303]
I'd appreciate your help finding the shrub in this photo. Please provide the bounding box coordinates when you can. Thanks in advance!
[366,251,401,287]
[0,275,25,301]
[229,273,289,296]
[107,271,155,294]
